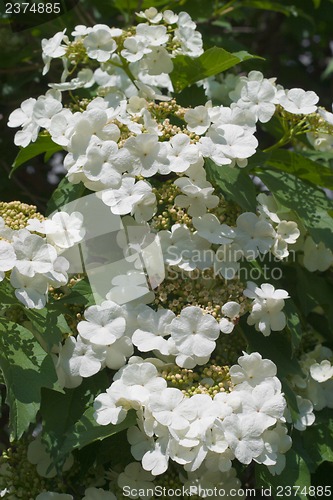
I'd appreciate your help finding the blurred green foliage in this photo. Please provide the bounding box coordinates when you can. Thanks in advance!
[1,0,333,211]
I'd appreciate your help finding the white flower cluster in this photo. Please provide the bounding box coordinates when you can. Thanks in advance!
[6,8,332,496]
[94,353,290,479]
[0,212,85,309]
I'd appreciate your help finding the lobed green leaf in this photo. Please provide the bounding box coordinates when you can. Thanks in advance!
[171,47,260,93]
[0,319,58,440]
[205,159,257,212]
[255,169,333,248]
[11,135,62,176]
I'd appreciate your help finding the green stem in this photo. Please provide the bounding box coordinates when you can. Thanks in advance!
[263,134,291,153]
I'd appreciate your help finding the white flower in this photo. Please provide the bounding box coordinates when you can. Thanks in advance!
[244,282,289,336]
[184,105,211,135]
[0,240,16,280]
[48,108,74,147]
[41,29,68,74]
[166,134,200,173]
[256,193,282,223]
[235,77,277,123]
[174,177,219,217]
[28,211,85,249]
[101,177,156,221]
[10,269,48,309]
[27,436,73,478]
[279,88,319,114]
[32,91,62,129]
[149,387,193,430]
[94,385,128,425]
[234,212,275,259]
[77,300,127,346]
[303,235,333,272]
[12,230,58,278]
[222,414,264,464]
[132,306,176,356]
[121,36,151,63]
[193,214,235,244]
[83,26,118,62]
[141,432,170,476]
[163,10,178,24]
[203,124,258,167]
[170,306,220,368]
[219,301,241,334]
[136,23,169,46]
[117,462,155,499]
[230,352,277,387]
[82,139,122,190]
[7,97,36,129]
[82,488,116,500]
[240,381,286,432]
[290,396,316,431]
[107,270,154,305]
[144,47,174,75]
[105,336,134,370]
[175,26,203,57]
[137,7,163,23]
[7,97,39,147]
[117,134,169,177]
[258,423,292,473]
[59,336,106,378]
[310,360,333,383]
[272,220,300,259]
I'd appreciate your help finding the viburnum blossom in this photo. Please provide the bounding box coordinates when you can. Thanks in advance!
[234,212,276,259]
[169,306,220,368]
[279,88,319,114]
[244,282,289,336]
[132,306,176,356]
[0,240,16,281]
[27,211,86,249]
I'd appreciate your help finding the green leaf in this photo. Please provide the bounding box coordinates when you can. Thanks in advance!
[240,319,302,378]
[171,47,260,93]
[61,406,136,456]
[11,135,62,176]
[256,450,311,498]
[295,267,333,340]
[0,279,17,306]
[0,319,58,440]
[40,372,109,467]
[56,278,95,307]
[40,372,135,465]
[241,0,299,16]
[300,409,333,470]
[250,149,333,190]
[46,177,86,216]
[24,306,70,353]
[284,300,303,352]
[255,169,333,248]
[205,159,257,212]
